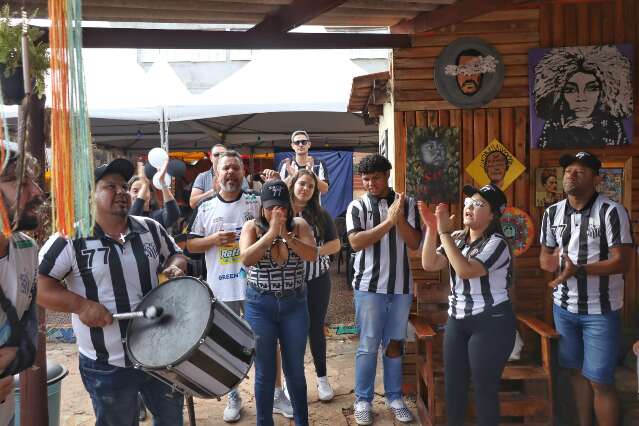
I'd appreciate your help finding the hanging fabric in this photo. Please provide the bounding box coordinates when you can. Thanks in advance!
[49,0,94,237]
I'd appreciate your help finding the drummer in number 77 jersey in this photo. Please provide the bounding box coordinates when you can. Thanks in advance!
[37,158,188,426]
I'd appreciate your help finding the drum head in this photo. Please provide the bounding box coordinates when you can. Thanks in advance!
[127,277,213,369]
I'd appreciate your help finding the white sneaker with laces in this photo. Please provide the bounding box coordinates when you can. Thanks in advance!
[273,387,294,418]
[353,400,373,425]
[386,398,413,423]
[317,376,334,402]
[223,390,242,423]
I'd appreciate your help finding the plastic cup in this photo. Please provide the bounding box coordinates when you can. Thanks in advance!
[223,222,237,232]
[148,147,168,168]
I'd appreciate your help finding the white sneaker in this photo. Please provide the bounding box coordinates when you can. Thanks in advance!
[283,382,290,401]
[354,400,373,425]
[223,390,242,423]
[386,398,413,423]
[317,376,334,402]
[273,387,294,418]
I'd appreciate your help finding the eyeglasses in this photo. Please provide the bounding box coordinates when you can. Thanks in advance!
[212,152,223,158]
[464,198,487,209]
[292,140,309,146]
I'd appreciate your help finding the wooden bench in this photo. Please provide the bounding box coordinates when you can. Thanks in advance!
[410,313,559,425]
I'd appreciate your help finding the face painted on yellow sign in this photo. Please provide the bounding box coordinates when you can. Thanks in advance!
[465,139,525,191]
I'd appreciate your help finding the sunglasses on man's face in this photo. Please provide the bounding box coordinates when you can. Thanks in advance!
[292,140,309,146]
[212,152,223,158]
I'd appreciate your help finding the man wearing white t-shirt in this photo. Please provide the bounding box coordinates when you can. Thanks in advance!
[188,150,261,422]
[0,149,45,425]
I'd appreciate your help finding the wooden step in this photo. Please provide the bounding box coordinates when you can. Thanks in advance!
[420,363,548,383]
[502,365,548,380]
[432,396,549,418]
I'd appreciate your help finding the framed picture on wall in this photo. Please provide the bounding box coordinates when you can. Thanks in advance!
[434,37,505,109]
[406,126,460,203]
[529,44,634,149]
[597,166,624,204]
[535,167,564,208]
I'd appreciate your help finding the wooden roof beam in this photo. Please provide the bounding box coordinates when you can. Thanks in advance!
[248,0,349,34]
[72,27,410,49]
[392,0,533,34]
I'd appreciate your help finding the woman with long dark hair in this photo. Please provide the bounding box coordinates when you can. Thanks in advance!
[289,170,340,401]
[239,180,317,426]
[420,184,515,426]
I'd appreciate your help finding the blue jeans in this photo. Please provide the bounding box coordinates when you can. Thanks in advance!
[354,290,413,403]
[552,304,621,385]
[244,286,309,426]
[79,354,184,426]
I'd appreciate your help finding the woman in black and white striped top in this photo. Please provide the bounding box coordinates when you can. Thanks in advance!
[240,180,317,426]
[289,170,340,401]
[420,184,515,426]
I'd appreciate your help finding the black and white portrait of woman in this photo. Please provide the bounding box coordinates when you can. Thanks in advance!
[530,45,634,149]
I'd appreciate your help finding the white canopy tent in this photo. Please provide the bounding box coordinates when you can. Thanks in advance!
[2,50,185,121]
[166,48,371,122]
[3,47,381,151]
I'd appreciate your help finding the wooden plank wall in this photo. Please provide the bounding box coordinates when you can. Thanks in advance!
[392,0,639,327]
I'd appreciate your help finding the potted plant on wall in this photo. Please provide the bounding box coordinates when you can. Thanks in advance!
[0,6,49,105]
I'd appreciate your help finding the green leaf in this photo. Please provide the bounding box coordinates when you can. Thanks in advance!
[0,6,49,98]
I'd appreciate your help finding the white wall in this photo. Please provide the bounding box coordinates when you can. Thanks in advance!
[379,100,395,187]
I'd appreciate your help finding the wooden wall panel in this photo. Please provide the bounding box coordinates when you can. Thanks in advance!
[392,0,639,327]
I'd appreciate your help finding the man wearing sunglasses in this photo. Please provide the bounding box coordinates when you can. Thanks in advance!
[277,130,329,194]
[189,144,249,209]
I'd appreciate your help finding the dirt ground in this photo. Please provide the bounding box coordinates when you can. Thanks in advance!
[44,266,420,425]
[48,335,417,426]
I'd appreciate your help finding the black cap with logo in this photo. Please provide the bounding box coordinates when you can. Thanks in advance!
[559,151,601,174]
[463,183,507,216]
[261,180,290,209]
[94,159,134,183]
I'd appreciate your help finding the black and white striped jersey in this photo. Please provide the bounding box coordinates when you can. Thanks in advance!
[346,190,420,295]
[540,193,634,314]
[278,157,330,186]
[38,216,182,367]
[438,232,512,319]
[300,208,337,281]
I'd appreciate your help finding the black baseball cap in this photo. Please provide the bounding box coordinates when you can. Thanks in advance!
[559,151,601,174]
[261,180,290,209]
[94,159,134,183]
[463,184,507,216]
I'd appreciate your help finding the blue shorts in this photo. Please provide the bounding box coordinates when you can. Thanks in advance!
[552,304,620,385]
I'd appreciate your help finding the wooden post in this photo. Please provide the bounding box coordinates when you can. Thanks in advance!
[20,93,49,426]
[249,147,255,182]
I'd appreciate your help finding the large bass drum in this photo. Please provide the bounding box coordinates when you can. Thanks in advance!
[126,276,255,398]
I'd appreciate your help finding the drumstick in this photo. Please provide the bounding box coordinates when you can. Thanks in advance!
[113,306,164,320]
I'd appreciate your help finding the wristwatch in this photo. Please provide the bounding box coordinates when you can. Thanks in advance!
[574,265,587,280]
